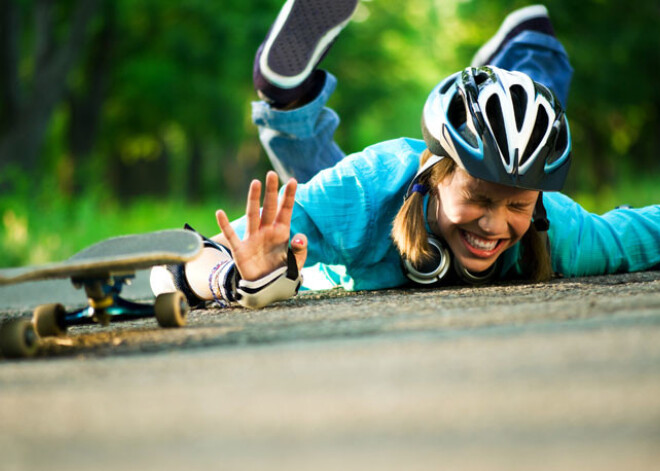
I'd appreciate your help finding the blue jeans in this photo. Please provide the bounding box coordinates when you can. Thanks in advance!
[252,31,573,184]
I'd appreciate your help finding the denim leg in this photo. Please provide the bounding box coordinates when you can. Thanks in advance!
[488,31,573,107]
[251,71,346,184]
[253,32,574,183]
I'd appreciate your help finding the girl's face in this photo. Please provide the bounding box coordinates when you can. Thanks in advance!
[430,168,539,273]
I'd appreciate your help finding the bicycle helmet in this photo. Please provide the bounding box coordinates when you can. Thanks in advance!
[420,66,571,191]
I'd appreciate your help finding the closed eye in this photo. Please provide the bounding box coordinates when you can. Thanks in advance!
[465,194,493,207]
[508,202,533,212]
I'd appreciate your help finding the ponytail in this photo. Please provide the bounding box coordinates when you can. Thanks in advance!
[392,191,430,264]
[392,150,455,267]
[520,223,554,282]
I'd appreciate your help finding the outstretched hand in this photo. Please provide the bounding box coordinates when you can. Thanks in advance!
[215,171,307,282]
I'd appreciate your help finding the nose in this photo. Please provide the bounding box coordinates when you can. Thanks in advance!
[477,206,508,235]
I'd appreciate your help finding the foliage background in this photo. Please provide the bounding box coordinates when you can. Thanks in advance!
[1,0,659,266]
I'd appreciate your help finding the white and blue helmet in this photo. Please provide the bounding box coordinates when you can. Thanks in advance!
[421,66,571,191]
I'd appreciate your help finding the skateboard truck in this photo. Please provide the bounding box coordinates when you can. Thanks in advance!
[32,273,189,339]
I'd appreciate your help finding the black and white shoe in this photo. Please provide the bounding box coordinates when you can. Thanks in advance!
[258,0,359,89]
[471,5,555,67]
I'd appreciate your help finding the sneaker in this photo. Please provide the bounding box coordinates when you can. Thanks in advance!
[471,5,555,67]
[258,0,359,89]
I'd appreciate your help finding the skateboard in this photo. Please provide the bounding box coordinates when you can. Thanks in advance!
[0,229,203,358]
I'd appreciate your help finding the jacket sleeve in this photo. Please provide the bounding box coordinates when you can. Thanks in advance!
[289,154,373,267]
[545,193,660,276]
[288,139,423,269]
[229,149,380,268]
[231,139,423,284]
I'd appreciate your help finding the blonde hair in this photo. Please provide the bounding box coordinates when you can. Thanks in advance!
[392,149,455,265]
[391,149,554,282]
[520,224,553,282]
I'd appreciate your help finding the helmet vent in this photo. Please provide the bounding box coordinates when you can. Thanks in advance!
[447,93,467,130]
[439,79,453,95]
[547,117,568,166]
[509,85,527,132]
[521,106,549,166]
[485,95,509,165]
[474,71,489,87]
[448,93,478,147]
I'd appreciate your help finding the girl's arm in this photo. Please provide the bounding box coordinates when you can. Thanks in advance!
[209,139,424,292]
[546,193,660,276]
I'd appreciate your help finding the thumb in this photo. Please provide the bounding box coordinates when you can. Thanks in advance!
[291,233,308,271]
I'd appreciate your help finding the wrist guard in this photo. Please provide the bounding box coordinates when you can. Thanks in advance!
[209,248,302,309]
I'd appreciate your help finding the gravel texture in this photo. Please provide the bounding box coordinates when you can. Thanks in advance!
[1,271,659,470]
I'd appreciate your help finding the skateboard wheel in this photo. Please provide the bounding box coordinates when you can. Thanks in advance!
[33,303,67,337]
[0,319,39,358]
[155,291,188,328]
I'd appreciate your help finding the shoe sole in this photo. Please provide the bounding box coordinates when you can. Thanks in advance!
[471,4,549,67]
[260,0,359,89]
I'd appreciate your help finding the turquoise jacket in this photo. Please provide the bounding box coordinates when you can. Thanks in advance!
[233,137,660,291]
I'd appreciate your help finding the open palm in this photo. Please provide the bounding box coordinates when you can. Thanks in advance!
[215,171,306,281]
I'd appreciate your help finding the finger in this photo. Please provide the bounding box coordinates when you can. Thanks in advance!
[216,210,242,249]
[245,179,261,237]
[260,171,279,228]
[291,232,308,272]
[275,178,298,226]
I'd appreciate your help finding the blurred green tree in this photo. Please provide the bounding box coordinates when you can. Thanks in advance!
[1,0,658,205]
[0,0,102,177]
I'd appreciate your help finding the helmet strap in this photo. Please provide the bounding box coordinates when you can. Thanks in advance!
[532,193,550,231]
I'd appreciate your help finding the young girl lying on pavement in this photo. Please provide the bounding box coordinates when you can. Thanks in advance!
[151,2,660,309]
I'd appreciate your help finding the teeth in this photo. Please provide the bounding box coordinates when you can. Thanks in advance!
[464,231,498,251]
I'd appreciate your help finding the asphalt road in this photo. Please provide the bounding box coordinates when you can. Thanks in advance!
[1,270,659,470]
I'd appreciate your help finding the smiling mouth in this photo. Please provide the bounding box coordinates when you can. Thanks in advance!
[460,230,504,257]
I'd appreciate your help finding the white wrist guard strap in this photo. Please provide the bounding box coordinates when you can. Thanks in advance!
[236,249,302,309]
[209,256,239,308]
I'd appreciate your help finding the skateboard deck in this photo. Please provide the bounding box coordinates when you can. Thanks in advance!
[0,229,203,285]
